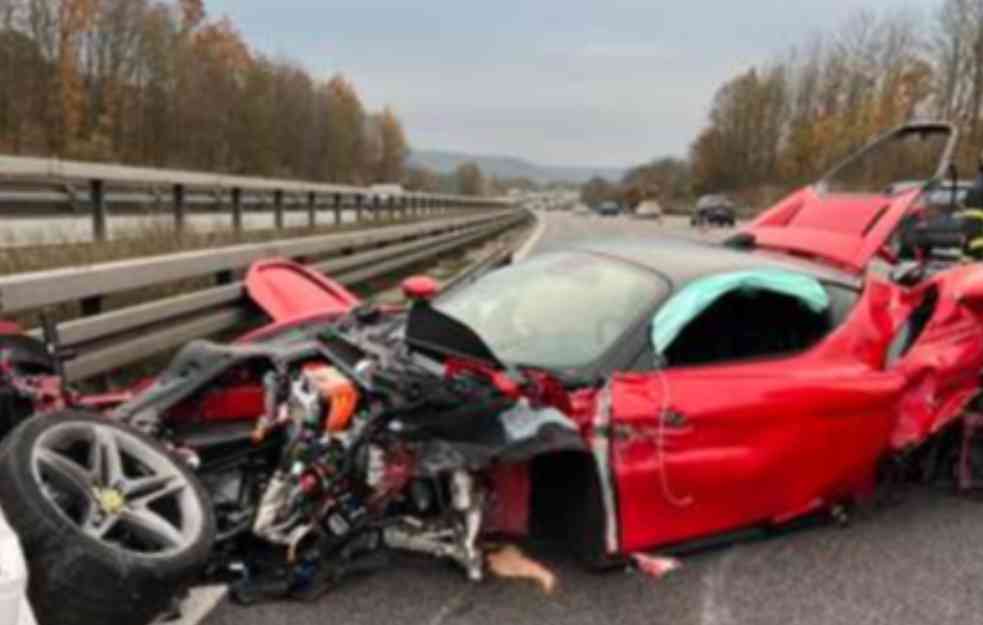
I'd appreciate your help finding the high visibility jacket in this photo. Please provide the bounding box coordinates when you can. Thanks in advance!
[956,209,983,260]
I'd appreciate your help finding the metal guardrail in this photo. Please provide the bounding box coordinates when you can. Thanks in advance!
[0,210,528,382]
[0,155,511,241]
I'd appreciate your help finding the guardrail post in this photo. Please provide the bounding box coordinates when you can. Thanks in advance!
[273,190,284,229]
[90,179,107,242]
[173,184,186,233]
[231,188,243,232]
[308,191,317,228]
[354,194,363,222]
[333,193,342,225]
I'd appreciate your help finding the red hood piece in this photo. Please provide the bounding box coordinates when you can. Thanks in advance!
[245,259,360,322]
[743,186,921,273]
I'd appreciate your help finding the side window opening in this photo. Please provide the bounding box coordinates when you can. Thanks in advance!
[664,290,832,367]
[885,287,939,367]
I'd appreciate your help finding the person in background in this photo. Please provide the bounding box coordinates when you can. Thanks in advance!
[957,149,983,260]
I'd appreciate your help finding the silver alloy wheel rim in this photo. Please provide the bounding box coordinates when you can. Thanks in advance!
[30,420,202,558]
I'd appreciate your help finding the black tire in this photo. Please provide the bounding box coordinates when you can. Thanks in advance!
[0,411,216,625]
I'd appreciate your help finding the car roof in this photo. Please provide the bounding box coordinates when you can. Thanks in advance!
[568,237,862,291]
[697,194,732,208]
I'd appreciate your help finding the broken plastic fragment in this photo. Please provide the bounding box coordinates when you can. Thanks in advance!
[631,553,681,579]
[486,545,556,594]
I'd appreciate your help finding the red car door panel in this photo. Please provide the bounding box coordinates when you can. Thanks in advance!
[609,274,920,553]
[610,364,901,553]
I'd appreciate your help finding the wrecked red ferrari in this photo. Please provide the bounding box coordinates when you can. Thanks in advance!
[4,121,983,622]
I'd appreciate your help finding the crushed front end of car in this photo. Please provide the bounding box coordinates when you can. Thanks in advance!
[109,294,592,603]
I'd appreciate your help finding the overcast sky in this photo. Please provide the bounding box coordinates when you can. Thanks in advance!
[206,0,924,169]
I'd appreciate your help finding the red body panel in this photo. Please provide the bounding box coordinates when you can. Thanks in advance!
[746,187,920,272]
[245,259,360,322]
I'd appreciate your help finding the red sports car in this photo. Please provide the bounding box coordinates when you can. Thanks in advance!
[4,122,983,623]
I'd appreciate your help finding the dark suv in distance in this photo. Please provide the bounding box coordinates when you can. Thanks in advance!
[594,200,623,217]
[691,194,737,227]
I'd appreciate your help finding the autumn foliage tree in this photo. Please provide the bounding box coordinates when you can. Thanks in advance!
[0,0,411,184]
[689,8,956,199]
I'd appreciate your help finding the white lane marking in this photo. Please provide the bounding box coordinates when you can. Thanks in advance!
[512,210,546,262]
[700,550,737,625]
[157,585,228,625]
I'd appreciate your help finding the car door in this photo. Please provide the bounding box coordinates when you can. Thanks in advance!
[607,276,911,554]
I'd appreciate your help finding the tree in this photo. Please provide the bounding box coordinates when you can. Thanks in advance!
[455,162,485,196]
[0,26,45,153]
[690,7,940,197]
[361,107,408,183]
[405,166,440,191]
[0,1,418,192]
[319,74,366,183]
[622,157,691,207]
[580,176,615,206]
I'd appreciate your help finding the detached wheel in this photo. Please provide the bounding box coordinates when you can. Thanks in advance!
[0,411,215,625]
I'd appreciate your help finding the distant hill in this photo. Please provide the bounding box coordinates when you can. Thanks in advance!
[409,150,625,185]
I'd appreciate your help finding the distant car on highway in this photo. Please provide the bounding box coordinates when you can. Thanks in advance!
[633,199,664,221]
[593,200,623,217]
[691,194,736,227]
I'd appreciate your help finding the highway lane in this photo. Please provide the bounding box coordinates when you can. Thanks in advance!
[206,212,983,625]
[528,213,724,256]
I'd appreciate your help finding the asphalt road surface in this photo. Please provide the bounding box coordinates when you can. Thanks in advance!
[206,212,983,625]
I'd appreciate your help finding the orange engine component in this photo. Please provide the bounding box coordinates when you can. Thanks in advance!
[303,363,360,432]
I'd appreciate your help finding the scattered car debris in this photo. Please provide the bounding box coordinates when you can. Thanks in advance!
[631,554,681,580]
[487,545,557,593]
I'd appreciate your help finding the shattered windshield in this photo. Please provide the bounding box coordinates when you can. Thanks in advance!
[821,126,954,196]
[434,252,668,371]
